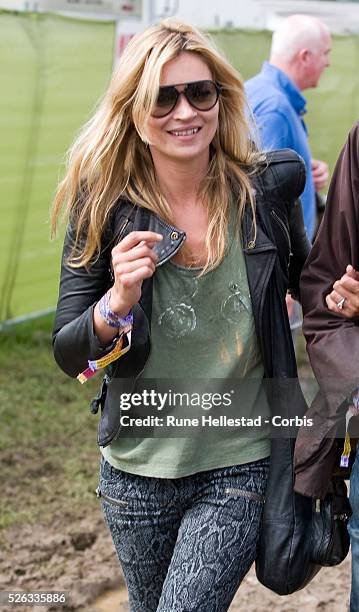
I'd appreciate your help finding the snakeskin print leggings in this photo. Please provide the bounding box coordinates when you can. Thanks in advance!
[98,456,269,612]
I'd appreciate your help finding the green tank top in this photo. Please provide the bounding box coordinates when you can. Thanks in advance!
[101,226,270,477]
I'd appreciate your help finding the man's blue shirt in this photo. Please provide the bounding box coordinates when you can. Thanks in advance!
[245,62,315,240]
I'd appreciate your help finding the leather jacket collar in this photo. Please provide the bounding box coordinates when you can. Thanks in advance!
[113,202,186,267]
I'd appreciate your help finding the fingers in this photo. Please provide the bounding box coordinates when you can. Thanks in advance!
[113,256,156,276]
[111,231,162,274]
[311,159,328,175]
[110,256,156,314]
[332,282,351,301]
[346,265,359,281]
[326,287,359,319]
[328,288,347,304]
[113,231,163,254]
[326,293,339,312]
[108,231,162,313]
[311,159,329,191]
[326,294,358,318]
[314,176,328,192]
[313,177,328,191]
[113,243,158,265]
[334,274,359,294]
[120,265,157,288]
[325,265,359,318]
[333,268,359,300]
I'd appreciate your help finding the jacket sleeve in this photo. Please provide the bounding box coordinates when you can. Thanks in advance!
[300,122,359,405]
[294,123,359,498]
[52,222,116,378]
[265,149,311,299]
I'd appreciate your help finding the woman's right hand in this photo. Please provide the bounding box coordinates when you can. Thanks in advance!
[109,231,163,316]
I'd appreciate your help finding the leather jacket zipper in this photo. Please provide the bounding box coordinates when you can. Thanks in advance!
[270,209,291,249]
[117,217,131,241]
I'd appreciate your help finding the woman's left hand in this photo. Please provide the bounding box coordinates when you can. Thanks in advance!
[326,265,359,318]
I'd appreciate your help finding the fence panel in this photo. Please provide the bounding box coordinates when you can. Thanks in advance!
[0,12,114,321]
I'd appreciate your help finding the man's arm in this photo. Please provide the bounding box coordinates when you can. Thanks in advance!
[300,122,359,398]
[294,124,359,498]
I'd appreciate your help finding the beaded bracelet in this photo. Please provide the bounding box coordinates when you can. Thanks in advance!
[98,290,133,329]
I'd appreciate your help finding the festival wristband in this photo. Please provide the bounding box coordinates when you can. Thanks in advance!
[77,328,132,384]
[340,388,359,467]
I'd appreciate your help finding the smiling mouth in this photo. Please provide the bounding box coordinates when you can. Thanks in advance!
[168,127,201,137]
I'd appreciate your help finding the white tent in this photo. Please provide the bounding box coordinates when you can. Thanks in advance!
[1,0,359,33]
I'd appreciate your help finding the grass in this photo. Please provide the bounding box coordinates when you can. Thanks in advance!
[0,313,102,530]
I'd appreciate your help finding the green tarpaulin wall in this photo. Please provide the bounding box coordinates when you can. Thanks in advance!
[1,11,358,321]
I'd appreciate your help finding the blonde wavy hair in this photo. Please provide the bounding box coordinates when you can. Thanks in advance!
[51,18,262,272]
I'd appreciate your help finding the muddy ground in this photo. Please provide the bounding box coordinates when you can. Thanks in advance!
[1,508,120,612]
[1,501,352,612]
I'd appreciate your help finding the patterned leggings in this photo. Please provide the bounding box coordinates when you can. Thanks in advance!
[98,456,269,612]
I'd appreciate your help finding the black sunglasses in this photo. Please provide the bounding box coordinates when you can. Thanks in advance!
[152,80,221,118]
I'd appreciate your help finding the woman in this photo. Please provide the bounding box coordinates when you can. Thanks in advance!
[52,19,309,612]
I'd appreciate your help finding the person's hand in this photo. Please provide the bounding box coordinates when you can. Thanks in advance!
[110,231,163,315]
[285,293,294,318]
[311,158,329,192]
[325,265,359,318]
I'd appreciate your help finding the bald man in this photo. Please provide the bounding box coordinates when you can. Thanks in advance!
[246,14,332,241]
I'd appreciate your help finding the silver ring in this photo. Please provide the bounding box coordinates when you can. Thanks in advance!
[337,297,345,310]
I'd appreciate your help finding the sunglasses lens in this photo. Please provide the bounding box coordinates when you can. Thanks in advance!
[186,81,218,110]
[152,86,177,117]
[152,81,219,117]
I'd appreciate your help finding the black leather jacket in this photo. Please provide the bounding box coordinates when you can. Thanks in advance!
[53,149,310,446]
